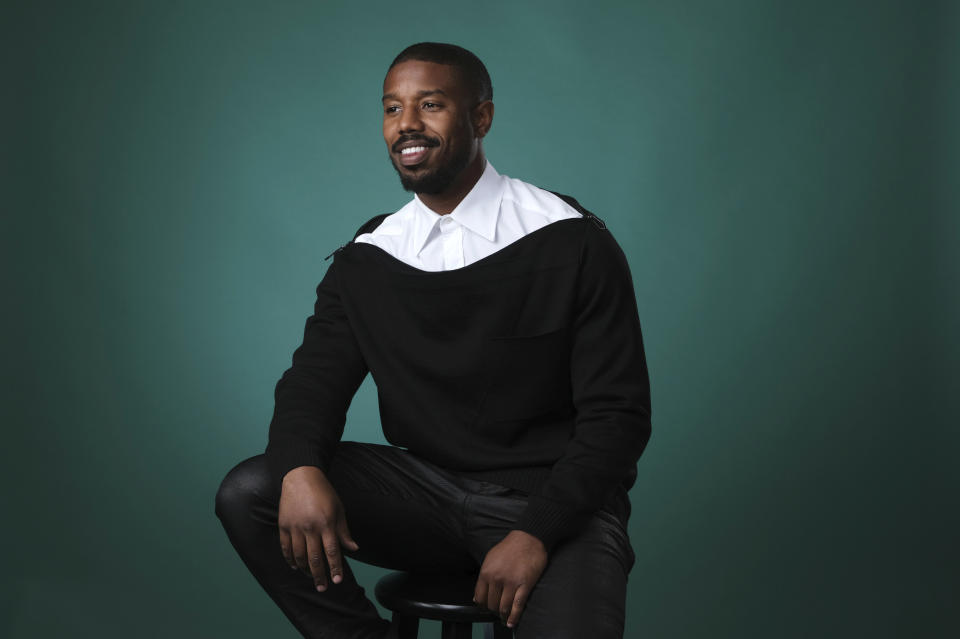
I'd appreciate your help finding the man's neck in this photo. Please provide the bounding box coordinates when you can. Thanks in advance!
[417,151,486,215]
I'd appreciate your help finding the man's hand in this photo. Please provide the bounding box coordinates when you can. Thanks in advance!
[278,466,359,592]
[474,530,548,628]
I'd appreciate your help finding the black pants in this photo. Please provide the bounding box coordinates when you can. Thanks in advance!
[215,442,635,638]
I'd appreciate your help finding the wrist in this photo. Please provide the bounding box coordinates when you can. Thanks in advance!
[282,465,326,485]
[508,529,547,555]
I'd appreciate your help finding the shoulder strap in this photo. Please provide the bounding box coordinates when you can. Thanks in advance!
[548,191,607,230]
[352,213,391,239]
[325,212,392,261]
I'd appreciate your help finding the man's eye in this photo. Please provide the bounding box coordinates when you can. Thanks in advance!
[423,102,441,109]
[385,105,400,113]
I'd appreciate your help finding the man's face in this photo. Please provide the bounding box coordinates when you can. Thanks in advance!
[382,60,478,194]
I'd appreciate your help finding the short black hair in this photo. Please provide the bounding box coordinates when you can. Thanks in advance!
[389,42,493,105]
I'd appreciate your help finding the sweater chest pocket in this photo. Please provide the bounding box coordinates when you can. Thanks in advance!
[480,327,574,422]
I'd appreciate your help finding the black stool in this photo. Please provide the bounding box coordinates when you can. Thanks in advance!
[375,571,513,639]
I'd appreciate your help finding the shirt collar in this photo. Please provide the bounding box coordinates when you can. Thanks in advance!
[411,161,503,257]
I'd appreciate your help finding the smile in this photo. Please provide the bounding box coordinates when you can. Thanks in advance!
[398,145,432,167]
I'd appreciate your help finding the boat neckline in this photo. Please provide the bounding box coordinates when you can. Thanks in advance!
[341,215,589,275]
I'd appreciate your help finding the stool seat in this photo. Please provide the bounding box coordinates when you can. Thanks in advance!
[375,571,495,622]
[375,571,512,638]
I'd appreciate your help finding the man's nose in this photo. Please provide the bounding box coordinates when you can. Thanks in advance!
[398,107,424,134]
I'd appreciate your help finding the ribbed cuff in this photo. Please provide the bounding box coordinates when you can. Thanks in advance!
[264,440,330,487]
[513,495,588,553]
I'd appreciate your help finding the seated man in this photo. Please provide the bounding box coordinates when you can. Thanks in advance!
[215,41,652,639]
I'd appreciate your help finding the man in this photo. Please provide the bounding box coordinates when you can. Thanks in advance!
[216,42,651,638]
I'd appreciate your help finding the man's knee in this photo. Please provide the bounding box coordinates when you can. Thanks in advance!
[214,454,274,524]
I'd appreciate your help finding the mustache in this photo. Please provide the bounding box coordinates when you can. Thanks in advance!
[392,135,440,153]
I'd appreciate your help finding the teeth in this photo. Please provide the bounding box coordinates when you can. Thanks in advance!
[400,146,427,155]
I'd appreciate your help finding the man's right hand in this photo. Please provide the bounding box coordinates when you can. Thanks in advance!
[278,465,359,592]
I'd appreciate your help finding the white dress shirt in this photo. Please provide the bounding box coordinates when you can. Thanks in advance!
[354,161,582,271]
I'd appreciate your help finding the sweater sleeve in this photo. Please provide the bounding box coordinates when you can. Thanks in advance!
[264,256,369,485]
[514,222,652,551]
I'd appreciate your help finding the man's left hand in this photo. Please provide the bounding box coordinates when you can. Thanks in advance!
[473,530,548,628]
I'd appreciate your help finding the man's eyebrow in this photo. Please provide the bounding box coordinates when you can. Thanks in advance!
[381,89,449,102]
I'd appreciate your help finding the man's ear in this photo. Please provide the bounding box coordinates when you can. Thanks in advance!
[472,100,494,139]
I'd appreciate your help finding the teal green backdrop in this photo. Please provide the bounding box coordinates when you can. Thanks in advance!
[3,1,956,637]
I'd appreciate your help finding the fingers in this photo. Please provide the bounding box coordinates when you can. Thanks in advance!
[474,576,488,611]
[505,586,530,629]
[279,527,296,570]
[337,517,359,553]
[279,525,345,591]
[306,533,329,592]
[290,528,310,575]
[321,529,343,585]
[485,579,503,618]
[476,575,528,628]
[498,583,516,625]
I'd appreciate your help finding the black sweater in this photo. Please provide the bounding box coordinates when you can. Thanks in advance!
[265,198,652,550]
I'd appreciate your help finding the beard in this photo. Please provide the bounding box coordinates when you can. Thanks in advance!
[390,132,474,195]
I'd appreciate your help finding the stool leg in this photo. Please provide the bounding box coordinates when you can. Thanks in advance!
[440,620,473,639]
[391,612,419,639]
